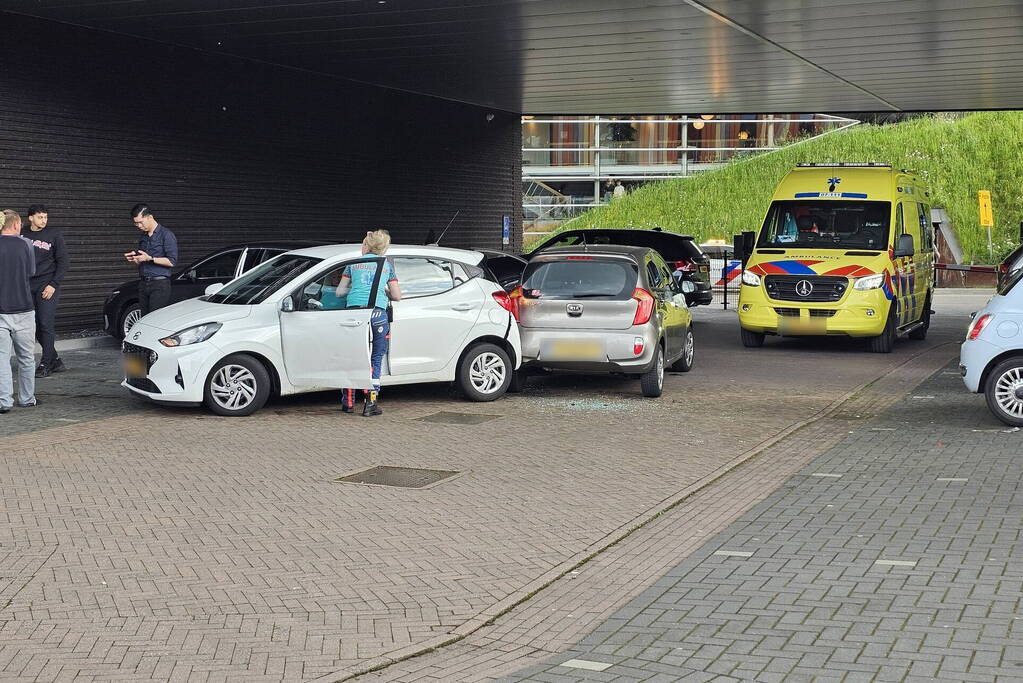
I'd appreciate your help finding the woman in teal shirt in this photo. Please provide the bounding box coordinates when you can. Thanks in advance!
[336,230,401,416]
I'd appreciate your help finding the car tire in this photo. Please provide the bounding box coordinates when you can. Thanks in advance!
[670,327,695,372]
[740,327,765,348]
[983,357,1023,427]
[640,346,664,398]
[458,343,511,402]
[870,305,897,353]
[203,354,271,417]
[908,293,931,340]
[506,368,527,393]
[119,302,142,340]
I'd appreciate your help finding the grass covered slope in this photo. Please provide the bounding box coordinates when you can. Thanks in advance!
[563,112,1023,263]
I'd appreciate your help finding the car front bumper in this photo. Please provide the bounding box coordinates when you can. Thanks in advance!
[737,284,891,337]
[121,323,220,404]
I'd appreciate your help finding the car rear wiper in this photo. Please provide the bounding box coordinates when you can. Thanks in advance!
[571,292,614,298]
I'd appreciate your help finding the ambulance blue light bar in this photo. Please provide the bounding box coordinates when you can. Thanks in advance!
[796,163,891,167]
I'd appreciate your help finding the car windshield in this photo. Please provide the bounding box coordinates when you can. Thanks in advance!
[998,268,1023,296]
[521,259,637,300]
[205,254,321,305]
[758,200,891,251]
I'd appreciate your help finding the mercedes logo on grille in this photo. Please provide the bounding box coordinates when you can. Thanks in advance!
[795,280,814,297]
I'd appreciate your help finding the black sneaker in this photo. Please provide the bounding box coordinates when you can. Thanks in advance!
[0,406,9,414]
[341,404,355,413]
[49,359,67,374]
[362,402,383,417]
[35,364,51,378]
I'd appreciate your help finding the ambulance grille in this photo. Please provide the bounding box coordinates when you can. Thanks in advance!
[764,275,848,302]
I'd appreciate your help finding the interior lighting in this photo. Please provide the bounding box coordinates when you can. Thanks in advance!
[692,120,705,130]
[700,114,715,120]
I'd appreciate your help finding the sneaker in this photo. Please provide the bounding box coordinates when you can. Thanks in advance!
[49,359,67,374]
[341,404,355,413]
[35,364,51,378]
[362,402,383,417]
[0,406,10,414]
[16,399,39,408]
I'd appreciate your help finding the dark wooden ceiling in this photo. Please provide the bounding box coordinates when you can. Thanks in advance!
[3,0,1021,113]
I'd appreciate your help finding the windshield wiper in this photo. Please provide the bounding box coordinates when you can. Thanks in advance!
[571,292,614,298]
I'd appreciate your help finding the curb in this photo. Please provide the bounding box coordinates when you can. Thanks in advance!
[50,335,117,353]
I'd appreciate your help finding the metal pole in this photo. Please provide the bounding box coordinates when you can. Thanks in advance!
[681,118,689,177]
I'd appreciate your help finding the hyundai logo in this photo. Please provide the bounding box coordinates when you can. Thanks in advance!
[795,280,814,297]
[132,331,141,340]
[566,303,583,316]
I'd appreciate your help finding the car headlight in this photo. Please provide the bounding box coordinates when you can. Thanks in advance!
[853,273,885,290]
[741,270,761,286]
[159,322,222,347]
[106,289,121,302]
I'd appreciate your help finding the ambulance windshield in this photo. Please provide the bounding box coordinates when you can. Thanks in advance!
[758,200,891,251]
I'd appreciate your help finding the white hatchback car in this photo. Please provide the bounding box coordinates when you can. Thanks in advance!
[960,268,1023,426]
[121,245,521,416]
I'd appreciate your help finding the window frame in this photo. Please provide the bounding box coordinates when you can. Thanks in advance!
[390,256,468,300]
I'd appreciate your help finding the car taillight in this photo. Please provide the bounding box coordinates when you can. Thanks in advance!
[566,255,594,260]
[967,313,992,340]
[503,287,523,321]
[632,288,655,325]
[672,260,693,272]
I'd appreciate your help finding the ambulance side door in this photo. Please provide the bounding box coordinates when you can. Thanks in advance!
[901,200,925,323]
[917,202,935,306]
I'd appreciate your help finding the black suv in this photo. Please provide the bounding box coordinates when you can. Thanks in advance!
[529,228,713,306]
[103,240,324,339]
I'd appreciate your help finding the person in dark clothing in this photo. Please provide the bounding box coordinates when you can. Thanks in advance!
[22,204,69,377]
[0,209,38,413]
[124,204,178,317]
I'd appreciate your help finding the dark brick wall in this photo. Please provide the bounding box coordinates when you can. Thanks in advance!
[0,13,522,332]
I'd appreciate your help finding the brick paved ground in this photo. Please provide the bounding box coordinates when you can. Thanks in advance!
[503,362,1023,680]
[0,291,992,681]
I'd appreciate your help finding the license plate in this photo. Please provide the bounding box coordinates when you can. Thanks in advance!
[778,315,826,336]
[122,353,148,379]
[544,339,604,361]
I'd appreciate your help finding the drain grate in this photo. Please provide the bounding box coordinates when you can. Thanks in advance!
[416,411,501,425]
[335,465,460,489]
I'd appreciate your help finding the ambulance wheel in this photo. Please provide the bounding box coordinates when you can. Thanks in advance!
[640,347,664,398]
[670,326,695,372]
[909,294,931,340]
[984,357,1023,427]
[740,327,765,348]
[870,307,897,353]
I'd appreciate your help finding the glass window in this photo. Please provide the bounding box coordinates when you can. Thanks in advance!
[299,265,354,311]
[918,203,933,250]
[895,203,905,237]
[521,259,637,300]
[206,255,321,306]
[646,260,664,288]
[193,250,241,280]
[998,268,1023,296]
[757,200,891,250]
[392,257,457,298]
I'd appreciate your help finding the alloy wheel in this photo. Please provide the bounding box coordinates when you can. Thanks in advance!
[469,352,506,395]
[210,364,258,411]
[123,308,141,337]
[993,366,1023,419]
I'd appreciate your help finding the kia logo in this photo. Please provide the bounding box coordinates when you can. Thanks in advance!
[795,280,814,297]
[566,303,583,316]
[132,331,141,340]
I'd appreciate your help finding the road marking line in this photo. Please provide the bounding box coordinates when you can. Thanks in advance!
[560,659,613,671]
[871,428,896,431]
[936,477,968,482]
[912,395,936,399]
[714,550,754,558]
[811,473,843,478]
[875,560,917,567]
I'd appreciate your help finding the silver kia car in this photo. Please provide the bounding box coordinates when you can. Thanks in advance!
[511,245,695,397]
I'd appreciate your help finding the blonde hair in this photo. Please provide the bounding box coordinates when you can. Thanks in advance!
[363,229,391,255]
[1,209,21,233]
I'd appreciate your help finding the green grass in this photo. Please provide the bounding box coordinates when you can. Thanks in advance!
[548,112,1023,263]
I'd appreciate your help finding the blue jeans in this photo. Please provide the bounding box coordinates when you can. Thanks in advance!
[0,312,37,409]
[368,307,390,391]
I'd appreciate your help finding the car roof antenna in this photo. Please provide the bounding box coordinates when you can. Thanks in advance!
[429,210,460,246]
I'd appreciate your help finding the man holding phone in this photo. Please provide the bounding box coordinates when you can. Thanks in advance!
[124,203,178,317]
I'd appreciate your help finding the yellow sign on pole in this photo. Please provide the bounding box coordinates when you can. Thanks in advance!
[978,190,994,227]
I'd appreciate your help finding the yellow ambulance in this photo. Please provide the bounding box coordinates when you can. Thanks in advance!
[737,163,934,353]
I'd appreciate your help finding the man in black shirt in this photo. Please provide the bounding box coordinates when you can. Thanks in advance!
[124,203,179,317]
[0,209,38,413]
[22,204,70,377]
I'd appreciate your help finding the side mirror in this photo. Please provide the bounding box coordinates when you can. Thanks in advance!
[187,269,198,282]
[204,282,224,296]
[680,280,697,294]
[280,298,295,312]
[894,233,915,257]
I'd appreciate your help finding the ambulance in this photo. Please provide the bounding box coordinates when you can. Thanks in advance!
[737,163,934,353]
